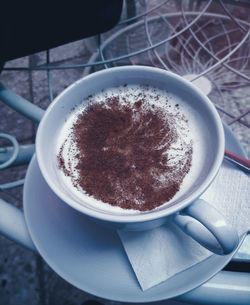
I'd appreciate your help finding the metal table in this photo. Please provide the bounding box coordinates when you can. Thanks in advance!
[0,1,249,304]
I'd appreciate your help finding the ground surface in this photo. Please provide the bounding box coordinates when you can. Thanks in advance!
[0,1,249,304]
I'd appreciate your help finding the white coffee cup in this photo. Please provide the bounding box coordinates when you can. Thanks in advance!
[36,66,239,255]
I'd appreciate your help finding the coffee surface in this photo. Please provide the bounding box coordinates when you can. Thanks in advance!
[57,85,193,212]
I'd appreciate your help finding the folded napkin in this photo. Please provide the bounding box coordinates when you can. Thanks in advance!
[118,161,250,291]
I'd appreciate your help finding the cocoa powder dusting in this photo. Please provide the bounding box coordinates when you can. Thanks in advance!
[58,91,193,212]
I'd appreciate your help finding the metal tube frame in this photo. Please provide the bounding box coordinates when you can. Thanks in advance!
[0,1,250,304]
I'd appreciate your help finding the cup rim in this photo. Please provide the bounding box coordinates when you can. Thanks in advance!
[36,65,225,224]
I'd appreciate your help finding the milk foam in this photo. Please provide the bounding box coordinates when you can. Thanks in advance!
[56,85,205,215]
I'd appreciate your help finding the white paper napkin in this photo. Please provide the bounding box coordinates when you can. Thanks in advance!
[118,161,250,291]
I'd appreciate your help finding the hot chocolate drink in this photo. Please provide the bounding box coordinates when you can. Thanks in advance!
[56,84,204,214]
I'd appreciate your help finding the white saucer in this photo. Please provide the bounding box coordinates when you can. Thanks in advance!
[23,124,245,303]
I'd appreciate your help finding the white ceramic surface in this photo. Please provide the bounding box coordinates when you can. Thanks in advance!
[36,66,225,226]
[24,124,245,302]
[34,66,239,255]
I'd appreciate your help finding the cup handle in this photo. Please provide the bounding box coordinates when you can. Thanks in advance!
[173,199,239,255]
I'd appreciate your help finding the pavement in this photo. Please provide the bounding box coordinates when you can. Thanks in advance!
[0,2,249,305]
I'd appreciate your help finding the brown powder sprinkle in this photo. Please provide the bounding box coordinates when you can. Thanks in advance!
[57,90,193,212]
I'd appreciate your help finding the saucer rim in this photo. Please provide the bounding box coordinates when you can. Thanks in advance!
[23,124,246,302]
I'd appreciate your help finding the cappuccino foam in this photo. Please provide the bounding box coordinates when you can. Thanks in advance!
[56,85,205,214]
